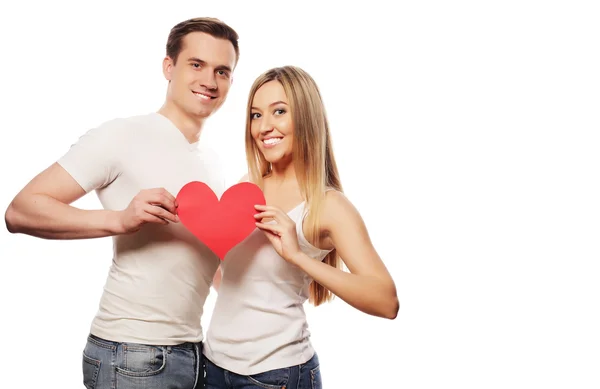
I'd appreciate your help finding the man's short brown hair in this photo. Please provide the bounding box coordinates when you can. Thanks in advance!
[166,17,240,65]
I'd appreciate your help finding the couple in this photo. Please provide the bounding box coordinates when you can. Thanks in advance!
[4,17,399,389]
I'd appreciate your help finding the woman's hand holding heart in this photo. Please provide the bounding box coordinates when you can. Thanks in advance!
[254,204,303,265]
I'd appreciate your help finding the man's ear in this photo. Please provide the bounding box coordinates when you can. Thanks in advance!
[162,56,174,81]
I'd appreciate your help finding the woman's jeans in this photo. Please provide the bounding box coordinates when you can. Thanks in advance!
[82,333,204,389]
[204,352,322,389]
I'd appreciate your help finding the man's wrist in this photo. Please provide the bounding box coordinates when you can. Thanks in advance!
[102,210,124,235]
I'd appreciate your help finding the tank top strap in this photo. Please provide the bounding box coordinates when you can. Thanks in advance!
[294,202,333,258]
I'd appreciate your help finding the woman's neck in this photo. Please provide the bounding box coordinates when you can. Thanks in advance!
[268,159,296,184]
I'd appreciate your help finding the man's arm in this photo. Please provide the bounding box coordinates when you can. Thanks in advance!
[5,162,122,239]
[5,118,181,240]
[5,163,179,240]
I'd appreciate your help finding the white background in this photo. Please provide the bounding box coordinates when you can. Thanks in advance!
[1,1,599,388]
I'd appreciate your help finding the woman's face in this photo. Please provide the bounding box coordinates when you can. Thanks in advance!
[250,80,294,165]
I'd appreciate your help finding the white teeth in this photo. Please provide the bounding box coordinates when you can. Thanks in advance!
[264,138,283,145]
[194,92,211,100]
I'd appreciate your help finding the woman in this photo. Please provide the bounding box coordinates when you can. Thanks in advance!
[203,65,399,388]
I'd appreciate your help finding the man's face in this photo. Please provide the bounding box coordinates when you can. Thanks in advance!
[163,32,237,119]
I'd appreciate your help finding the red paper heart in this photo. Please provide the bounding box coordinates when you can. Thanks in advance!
[176,181,266,260]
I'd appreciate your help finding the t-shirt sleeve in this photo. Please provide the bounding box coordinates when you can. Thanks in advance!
[57,119,124,193]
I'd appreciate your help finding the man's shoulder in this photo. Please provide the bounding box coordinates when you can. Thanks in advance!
[100,112,159,129]
[89,112,158,139]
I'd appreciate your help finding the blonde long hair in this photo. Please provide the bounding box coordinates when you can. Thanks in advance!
[245,66,343,306]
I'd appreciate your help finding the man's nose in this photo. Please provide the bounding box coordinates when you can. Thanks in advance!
[198,69,217,90]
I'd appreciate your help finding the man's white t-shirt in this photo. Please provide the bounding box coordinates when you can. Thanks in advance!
[58,112,224,346]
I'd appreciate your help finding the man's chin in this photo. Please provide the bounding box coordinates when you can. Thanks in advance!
[192,104,222,119]
[186,108,213,120]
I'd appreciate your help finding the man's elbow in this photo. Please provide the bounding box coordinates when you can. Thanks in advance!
[381,283,399,320]
[385,296,400,320]
[5,203,22,234]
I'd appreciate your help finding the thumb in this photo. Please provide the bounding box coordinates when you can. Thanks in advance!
[261,229,279,245]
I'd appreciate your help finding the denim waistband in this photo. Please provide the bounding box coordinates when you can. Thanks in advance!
[88,333,202,350]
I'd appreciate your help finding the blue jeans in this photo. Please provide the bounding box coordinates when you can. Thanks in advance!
[82,334,204,389]
[204,352,322,389]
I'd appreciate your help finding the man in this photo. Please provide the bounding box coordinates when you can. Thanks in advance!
[4,17,239,389]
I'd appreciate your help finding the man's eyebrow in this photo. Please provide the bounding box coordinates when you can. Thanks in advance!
[187,57,206,64]
[188,57,232,73]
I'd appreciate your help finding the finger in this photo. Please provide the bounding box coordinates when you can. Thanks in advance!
[255,208,289,220]
[144,203,178,223]
[255,222,283,236]
[254,204,283,213]
[259,215,296,233]
[253,211,276,220]
[271,207,289,219]
[157,188,178,207]
[261,229,279,246]
[145,193,177,214]
[142,211,169,225]
[146,187,176,201]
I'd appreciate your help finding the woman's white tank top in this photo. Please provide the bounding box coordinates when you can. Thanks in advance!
[202,201,332,375]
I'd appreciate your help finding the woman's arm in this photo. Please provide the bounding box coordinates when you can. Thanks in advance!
[254,191,399,319]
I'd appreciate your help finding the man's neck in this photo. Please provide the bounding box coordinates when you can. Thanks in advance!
[158,103,204,144]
